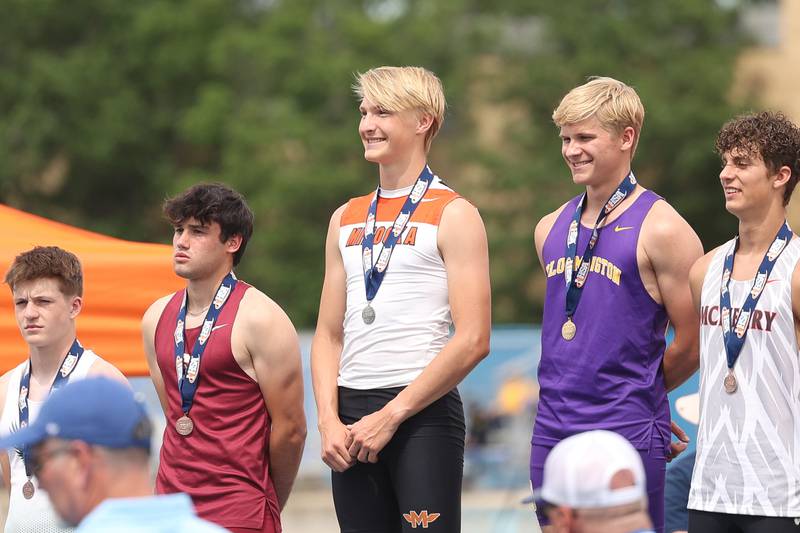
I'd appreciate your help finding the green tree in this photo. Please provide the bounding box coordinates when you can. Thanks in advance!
[0,0,752,326]
[468,0,748,321]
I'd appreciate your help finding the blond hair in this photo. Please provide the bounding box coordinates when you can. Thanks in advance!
[553,77,645,154]
[353,66,446,152]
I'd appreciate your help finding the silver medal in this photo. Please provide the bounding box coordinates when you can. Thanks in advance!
[362,304,376,325]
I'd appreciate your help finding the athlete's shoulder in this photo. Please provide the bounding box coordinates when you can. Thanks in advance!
[87,355,129,384]
[237,285,294,329]
[641,194,698,243]
[142,292,180,344]
[143,293,179,322]
[0,363,24,409]
[235,286,299,355]
[535,200,573,245]
[440,196,481,222]
[339,192,374,226]
[691,245,725,287]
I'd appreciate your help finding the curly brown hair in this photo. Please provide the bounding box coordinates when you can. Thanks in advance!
[716,111,800,205]
[4,246,83,296]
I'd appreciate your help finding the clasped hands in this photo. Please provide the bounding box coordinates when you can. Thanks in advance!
[319,408,399,472]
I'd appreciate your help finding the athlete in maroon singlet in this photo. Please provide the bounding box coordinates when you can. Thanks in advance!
[142,184,306,533]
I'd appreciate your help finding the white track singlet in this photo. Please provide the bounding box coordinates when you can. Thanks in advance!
[689,238,800,517]
[0,349,100,533]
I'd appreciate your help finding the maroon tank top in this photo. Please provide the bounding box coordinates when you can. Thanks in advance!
[154,282,281,532]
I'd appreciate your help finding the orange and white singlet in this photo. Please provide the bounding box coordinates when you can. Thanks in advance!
[337,175,461,390]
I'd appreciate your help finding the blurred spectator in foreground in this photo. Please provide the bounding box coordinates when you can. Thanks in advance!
[0,377,227,532]
[535,429,654,533]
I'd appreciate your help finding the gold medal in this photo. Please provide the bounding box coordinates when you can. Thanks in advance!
[22,479,34,500]
[561,318,576,341]
[724,370,737,394]
[176,415,194,436]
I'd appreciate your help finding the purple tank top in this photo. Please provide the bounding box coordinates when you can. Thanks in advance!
[533,190,670,451]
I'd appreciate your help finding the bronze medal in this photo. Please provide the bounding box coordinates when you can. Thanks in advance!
[362,304,376,325]
[724,370,737,394]
[176,415,194,436]
[22,479,34,500]
[561,318,576,341]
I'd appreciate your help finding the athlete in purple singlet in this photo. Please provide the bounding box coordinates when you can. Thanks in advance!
[531,77,703,533]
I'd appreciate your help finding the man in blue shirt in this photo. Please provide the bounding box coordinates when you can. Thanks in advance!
[0,377,227,532]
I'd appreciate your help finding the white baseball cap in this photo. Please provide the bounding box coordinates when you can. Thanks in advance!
[536,430,647,509]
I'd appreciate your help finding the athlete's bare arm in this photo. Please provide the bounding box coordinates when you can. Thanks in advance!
[310,204,354,472]
[0,373,10,494]
[141,295,174,415]
[689,250,718,313]
[238,290,306,511]
[534,204,570,273]
[640,201,704,391]
[346,198,491,463]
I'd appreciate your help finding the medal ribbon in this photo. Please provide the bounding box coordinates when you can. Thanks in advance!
[564,172,637,320]
[174,272,237,415]
[18,338,85,478]
[719,221,792,370]
[362,165,435,302]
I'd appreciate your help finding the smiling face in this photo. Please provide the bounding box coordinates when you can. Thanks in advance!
[358,97,430,166]
[719,148,785,216]
[559,117,636,188]
[12,278,80,350]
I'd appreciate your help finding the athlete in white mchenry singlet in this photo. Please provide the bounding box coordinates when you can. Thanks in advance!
[687,112,800,533]
[0,246,126,533]
[691,238,800,514]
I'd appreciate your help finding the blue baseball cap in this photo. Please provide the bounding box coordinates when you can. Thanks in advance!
[0,377,151,452]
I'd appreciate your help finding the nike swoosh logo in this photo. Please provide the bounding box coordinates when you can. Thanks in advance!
[420,198,438,203]
[614,225,635,232]
[212,324,230,332]
[766,279,781,285]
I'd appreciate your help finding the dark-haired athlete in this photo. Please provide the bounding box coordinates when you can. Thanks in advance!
[142,183,306,533]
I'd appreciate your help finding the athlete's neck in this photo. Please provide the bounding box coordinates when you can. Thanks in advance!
[28,332,76,383]
[737,205,788,255]
[377,153,427,191]
[185,265,234,313]
[582,168,634,220]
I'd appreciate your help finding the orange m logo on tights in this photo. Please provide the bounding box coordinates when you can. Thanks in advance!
[403,510,440,528]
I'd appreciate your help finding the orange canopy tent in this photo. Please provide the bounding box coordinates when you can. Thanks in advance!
[0,204,183,376]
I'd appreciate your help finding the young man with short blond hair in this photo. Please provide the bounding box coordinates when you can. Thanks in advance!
[531,77,703,532]
[312,66,491,532]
